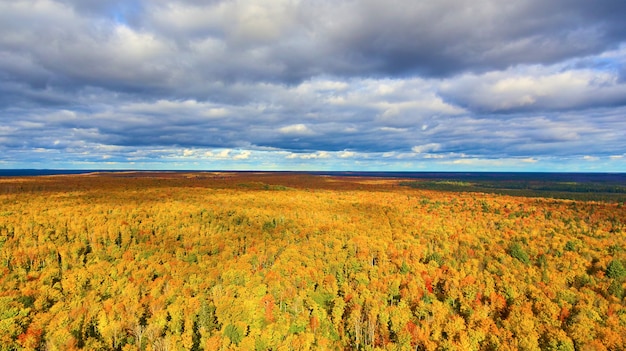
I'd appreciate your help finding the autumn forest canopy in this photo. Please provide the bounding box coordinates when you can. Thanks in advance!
[1,172,625,350]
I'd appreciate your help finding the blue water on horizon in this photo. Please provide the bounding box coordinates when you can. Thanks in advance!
[0,169,624,183]
[0,169,102,177]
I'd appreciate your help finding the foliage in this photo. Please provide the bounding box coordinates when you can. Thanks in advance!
[0,172,624,350]
[508,242,530,264]
[224,324,243,345]
[608,279,624,299]
[606,260,626,280]
[400,178,626,202]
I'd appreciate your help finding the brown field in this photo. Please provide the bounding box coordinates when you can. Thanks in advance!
[1,172,625,350]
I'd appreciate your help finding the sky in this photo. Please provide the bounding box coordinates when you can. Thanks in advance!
[1,0,625,172]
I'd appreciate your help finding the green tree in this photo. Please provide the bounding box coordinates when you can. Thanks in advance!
[508,242,530,264]
[224,324,243,346]
[606,260,626,279]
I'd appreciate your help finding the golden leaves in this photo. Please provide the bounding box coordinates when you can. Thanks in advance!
[0,173,624,350]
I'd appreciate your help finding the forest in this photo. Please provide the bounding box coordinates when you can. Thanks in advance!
[0,172,625,350]
[399,176,626,203]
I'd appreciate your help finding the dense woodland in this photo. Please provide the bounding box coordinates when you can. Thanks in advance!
[399,178,626,203]
[0,172,625,350]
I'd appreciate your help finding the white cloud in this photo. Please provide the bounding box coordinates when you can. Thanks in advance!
[379,127,407,132]
[423,154,445,159]
[412,143,441,153]
[1,0,625,171]
[203,108,230,118]
[338,151,355,158]
[224,0,298,45]
[278,124,314,135]
[286,151,331,159]
[520,158,538,163]
[205,149,232,159]
[440,66,626,112]
[233,150,251,160]
[202,149,251,160]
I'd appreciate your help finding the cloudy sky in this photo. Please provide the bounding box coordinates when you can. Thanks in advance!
[1,0,625,171]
